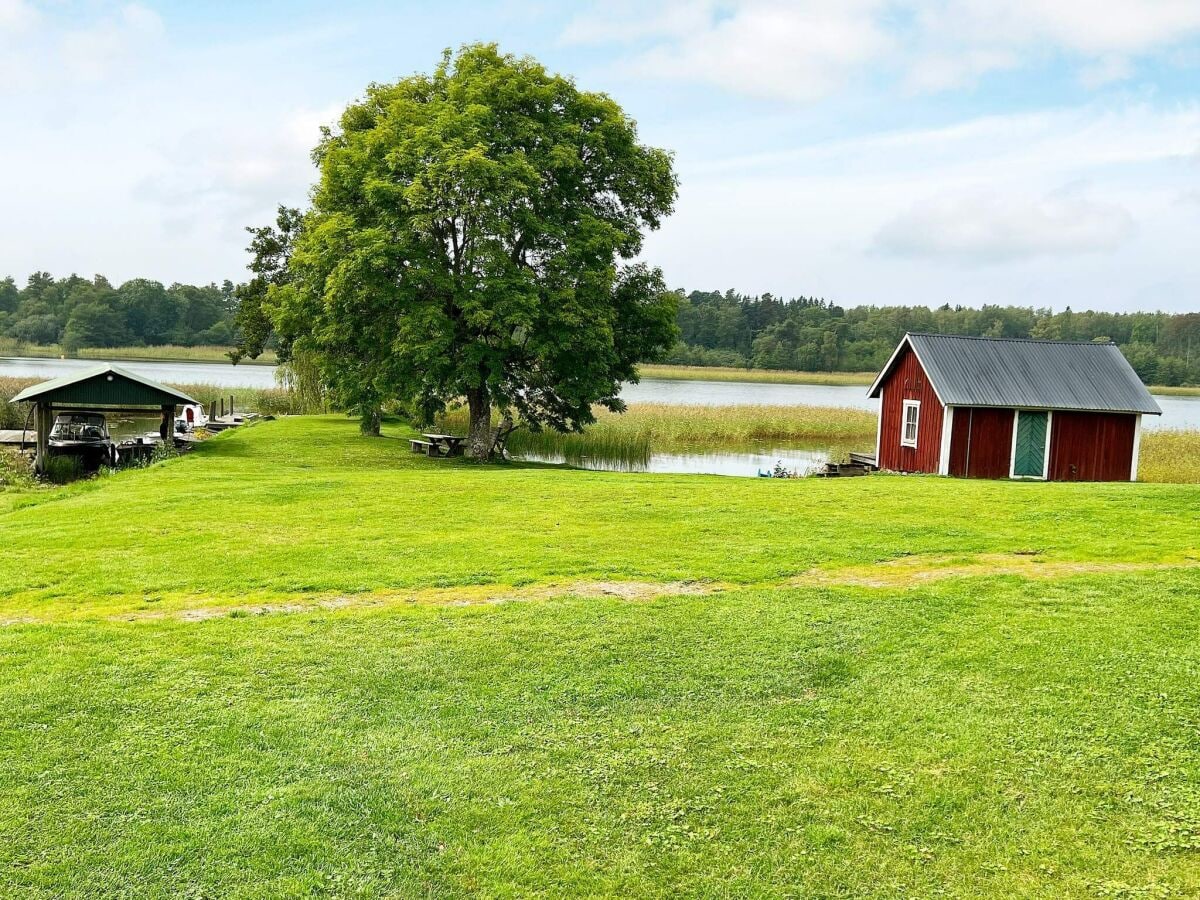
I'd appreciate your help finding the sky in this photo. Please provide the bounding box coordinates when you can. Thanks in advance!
[1,0,1199,313]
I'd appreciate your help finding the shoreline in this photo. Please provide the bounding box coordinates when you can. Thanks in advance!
[2,348,1197,395]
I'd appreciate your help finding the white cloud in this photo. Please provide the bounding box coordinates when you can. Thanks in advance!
[567,0,891,102]
[635,1,890,102]
[60,3,165,82]
[1077,55,1134,90]
[0,0,37,32]
[564,0,1200,100]
[559,1,711,45]
[637,102,1200,310]
[872,188,1136,264]
[0,1,166,92]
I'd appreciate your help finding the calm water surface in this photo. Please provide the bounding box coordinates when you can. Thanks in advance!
[517,446,845,478]
[5,356,1197,477]
[0,356,280,388]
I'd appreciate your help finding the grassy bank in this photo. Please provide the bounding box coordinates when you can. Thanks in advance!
[638,363,874,385]
[0,339,277,365]
[1,417,1200,895]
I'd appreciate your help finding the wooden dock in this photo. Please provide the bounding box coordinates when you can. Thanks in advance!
[815,452,879,478]
[202,413,271,432]
[0,429,30,446]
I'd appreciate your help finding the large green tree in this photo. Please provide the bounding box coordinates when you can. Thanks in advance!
[264,44,680,455]
[229,206,303,365]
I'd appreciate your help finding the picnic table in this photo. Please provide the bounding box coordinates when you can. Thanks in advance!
[411,433,466,458]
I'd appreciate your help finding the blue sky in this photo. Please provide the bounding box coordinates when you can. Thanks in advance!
[2,0,1199,312]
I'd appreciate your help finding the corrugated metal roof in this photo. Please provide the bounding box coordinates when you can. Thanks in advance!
[869,333,1162,415]
[10,363,198,407]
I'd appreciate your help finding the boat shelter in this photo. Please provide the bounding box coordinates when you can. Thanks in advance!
[11,364,197,473]
[867,333,1162,481]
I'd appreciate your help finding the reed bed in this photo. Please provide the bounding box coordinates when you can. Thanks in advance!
[79,345,278,365]
[437,403,877,467]
[0,376,32,429]
[0,339,276,365]
[638,363,874,386]
[1139,429,1200,483]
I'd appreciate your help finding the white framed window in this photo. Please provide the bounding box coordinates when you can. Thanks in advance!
[901,400,920,448]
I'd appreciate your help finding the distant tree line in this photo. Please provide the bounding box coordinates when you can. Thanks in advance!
[3,272,1198,386]
[0,272,236,353]
[668,290,1200,386]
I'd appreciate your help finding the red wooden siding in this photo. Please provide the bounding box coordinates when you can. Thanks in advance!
[946,407,1014,478]
[877,346,943,473]
[1048,412,1136,481]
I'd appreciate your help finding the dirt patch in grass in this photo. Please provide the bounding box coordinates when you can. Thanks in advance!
[177,596,358,622]
[118,580,721,623]
[799,552,1200,588]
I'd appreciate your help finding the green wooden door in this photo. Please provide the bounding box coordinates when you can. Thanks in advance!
[1013,411,1048,478]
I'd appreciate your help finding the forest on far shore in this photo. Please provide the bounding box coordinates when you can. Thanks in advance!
[669,290,1200,386]
[2,273,1198,386]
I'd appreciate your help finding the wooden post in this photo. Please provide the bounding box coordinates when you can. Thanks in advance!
[229,395,235,417]
[34,402,51,474]
[160,405,174,441]
[220,397,225,418]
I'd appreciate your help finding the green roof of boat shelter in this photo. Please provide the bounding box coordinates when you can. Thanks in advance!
[11,363,197,408]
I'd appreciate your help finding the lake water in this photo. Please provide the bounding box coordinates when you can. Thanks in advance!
[518,446,846,478]
[5,355,1198,477]
[0,355,281,389]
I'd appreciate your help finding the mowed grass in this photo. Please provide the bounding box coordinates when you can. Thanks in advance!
[2,417,1200,896]
[0,416,1196,610]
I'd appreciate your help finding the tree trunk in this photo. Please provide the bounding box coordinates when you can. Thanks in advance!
[360,406,381,436]
[466,385,492,460]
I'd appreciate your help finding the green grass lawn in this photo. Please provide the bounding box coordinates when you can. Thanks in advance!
[2,416,1199,897]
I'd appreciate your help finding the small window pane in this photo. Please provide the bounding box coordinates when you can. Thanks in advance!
[901,402,919,447]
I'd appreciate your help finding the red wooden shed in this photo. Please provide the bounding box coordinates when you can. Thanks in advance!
[867,333,1162,481]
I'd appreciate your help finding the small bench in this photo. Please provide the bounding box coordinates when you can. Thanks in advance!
[410,439,435,454]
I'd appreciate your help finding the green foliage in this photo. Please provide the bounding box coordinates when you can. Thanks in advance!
[39,454,83,484]
[0,448,33,489]
[230,205,303,364]
[0,272,237,352]
[272,43,679,456]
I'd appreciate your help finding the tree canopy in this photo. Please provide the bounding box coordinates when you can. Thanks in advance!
[254,43,680,453]
[0,272,235,352]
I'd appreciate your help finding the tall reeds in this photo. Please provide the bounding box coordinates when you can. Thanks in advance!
[437,403,877,467]
[1139,430,1200,483]
[637,364,875,386]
